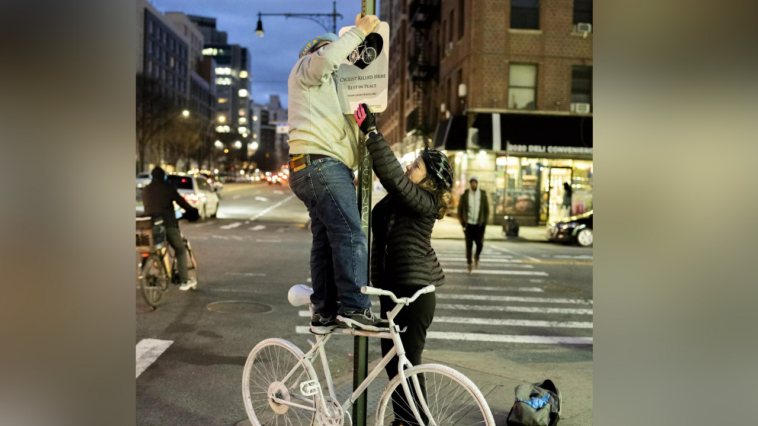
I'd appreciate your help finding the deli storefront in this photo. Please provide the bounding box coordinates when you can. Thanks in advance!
[434,111,593,226]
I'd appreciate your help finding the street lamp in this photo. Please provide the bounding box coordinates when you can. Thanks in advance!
[255,1,342,37]
[182,110,190,117]
[234,141,242,149]
[250,142,259,150]
[214,140,224,149]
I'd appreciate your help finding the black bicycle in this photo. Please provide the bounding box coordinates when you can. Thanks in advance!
[136,216,197,307]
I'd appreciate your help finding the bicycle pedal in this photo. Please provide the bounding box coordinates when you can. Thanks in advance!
[300,380,320,396]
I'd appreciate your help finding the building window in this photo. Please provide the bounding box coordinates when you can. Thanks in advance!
[508,64,537,110]
[511,0,540,30]
[147,60,152,75]
[458,0,465,40]
[449,10,454,43]
[170,57,175,67]
[573,0,593,25]
[218,98,228,104]
[571,66,592,105]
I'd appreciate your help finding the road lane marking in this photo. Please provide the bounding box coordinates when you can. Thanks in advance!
[254,197,269,202]
[294,327,592,345]
[552,255,593,259]
[231,236,243,241]
[233,195,241,200]
[434,316,592,328]
[530,279,544,283]
[220,222,242,230]
[441,285,544,292]
[225,272,266,276]
[444,269,548,276]
[191,222,211,227]
[436,294,592,305]
[256,239,282,243]
[136,339,173,378]
[426,332,592,345]
[273,190,284,194]
[437,257,524,263]
[212,235,230,240]
[250,225,266,231]
[250,194,296,221]
[435,304,593,315]
[489,246,541,262]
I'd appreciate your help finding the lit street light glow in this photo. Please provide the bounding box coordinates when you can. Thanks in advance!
[214,140,223,149]
[234,141,242,149]
[182,110,190,117]
[218,115,226,123]
[250,142,259,150]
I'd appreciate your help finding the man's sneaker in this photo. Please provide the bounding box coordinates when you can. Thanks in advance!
[474,259,480,269]
[179,279,197,291]
[336,309,390,332]
[310,313,339,335]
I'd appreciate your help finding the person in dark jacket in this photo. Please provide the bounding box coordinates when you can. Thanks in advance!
[457,177,490,273]
[142,167,199,291]
[562,182,573,217]
[355,104,453,426]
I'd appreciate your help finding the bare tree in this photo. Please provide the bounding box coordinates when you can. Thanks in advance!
[136,75,183,172]
[163,115,203,171]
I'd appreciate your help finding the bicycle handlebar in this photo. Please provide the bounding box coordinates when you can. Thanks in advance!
[360,285,436,305]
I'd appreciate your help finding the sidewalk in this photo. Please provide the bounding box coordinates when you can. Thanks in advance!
[372,189,547,242]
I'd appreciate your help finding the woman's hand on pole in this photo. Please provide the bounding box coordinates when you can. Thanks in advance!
[354,103,377,134]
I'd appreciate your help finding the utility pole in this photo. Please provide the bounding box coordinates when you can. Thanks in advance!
[353,3,376,426]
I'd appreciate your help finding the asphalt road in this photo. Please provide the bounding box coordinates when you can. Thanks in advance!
[136,181,593,426]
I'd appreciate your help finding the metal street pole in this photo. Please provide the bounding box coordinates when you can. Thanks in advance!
[353,4,376,426]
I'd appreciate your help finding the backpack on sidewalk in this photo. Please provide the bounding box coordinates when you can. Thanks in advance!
[506,379,562,426]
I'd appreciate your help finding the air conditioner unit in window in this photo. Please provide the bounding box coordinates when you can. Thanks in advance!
[576,23,592,36]
[571,103,591,113]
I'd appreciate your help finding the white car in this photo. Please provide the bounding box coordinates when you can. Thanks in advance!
[136,172,151,188]
[166,175,220,220]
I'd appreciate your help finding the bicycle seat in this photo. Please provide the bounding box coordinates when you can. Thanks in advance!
[288,284,313,307]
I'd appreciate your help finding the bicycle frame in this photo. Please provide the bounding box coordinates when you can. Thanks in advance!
[273,300,436,426]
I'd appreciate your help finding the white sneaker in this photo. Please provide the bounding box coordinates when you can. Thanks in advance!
[179,279,197,291]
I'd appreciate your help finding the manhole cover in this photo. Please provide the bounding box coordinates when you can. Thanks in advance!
[207,301,272,314]
[542,284,583,294]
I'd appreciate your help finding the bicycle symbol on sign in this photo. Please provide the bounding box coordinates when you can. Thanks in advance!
[348,40,377,65]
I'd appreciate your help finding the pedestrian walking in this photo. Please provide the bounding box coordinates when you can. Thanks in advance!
[355,103,453,426]
[286,14,388,334]
[457,177,490,273]
[562,182,573,218]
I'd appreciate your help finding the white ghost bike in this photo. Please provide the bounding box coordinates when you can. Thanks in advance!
[242,285,495,426]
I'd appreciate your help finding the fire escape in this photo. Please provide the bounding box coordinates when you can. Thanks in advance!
[406,0,439,141]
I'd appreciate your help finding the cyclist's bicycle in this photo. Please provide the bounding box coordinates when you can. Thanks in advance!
[136,215,197,307]
[348,40,377,65]
[242,285,495,426]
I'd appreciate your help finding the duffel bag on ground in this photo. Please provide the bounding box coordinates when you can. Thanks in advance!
[506,379,562,426]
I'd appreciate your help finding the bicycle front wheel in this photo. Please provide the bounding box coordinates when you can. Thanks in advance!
[376,364,495,426]
[242,338,317,426]
[140,254,169,307]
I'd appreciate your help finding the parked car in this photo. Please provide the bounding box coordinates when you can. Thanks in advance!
[166,174,220,220]
[547,211,593,247]
[136,172,151,189]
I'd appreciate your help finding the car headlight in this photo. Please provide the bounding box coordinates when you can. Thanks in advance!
[559,222,578,230]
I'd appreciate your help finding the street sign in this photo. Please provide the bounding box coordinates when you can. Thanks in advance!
[275,123,290,134]
[336,22,389,114]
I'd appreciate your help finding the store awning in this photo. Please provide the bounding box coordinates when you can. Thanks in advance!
[432,115,468,150]
[471,113,592,153]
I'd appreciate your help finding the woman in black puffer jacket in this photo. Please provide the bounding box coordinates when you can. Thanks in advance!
[355,104,453,426]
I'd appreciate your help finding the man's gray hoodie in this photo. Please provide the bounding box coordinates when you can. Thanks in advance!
[287,27,366,170]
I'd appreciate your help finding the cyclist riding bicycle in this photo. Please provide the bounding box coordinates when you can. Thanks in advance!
[142,166,199,291]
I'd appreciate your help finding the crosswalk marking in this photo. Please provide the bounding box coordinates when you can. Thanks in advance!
[219,222,242,230]
[437,257,523,263]
[441,285,544,293]
[136,339,173,378]
[436,294,592,305]
[436,304,593,315]
[250,194,296,221]
[444,269,548,276]
[426,332,592,345]
[294,327,591,345]
[250,225,266,231]
[434,316,593,329]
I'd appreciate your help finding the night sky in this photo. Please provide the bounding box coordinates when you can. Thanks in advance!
[151,0,380,108]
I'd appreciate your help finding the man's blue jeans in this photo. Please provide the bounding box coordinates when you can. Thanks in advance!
[288,156,370,316]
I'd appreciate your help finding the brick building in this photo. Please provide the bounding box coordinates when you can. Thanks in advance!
[380,0,593,226]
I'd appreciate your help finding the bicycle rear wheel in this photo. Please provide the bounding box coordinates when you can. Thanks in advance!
[140,254,169,307]
[242,338,317,426]
[376,364,495,426]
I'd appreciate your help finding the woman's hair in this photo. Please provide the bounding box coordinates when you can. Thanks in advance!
[420,179,452,220]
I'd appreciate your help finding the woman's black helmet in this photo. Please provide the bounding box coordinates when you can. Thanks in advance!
[420,148,454,191]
